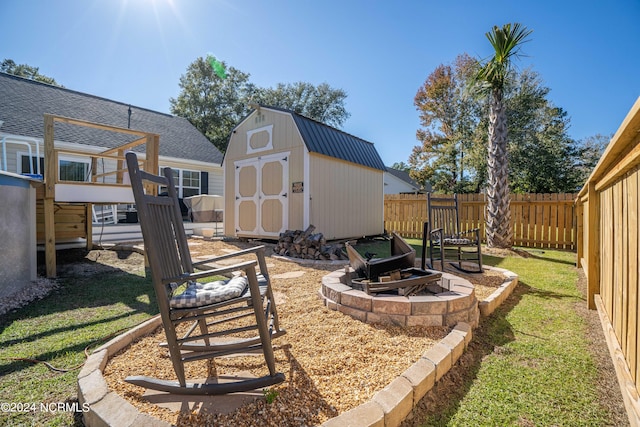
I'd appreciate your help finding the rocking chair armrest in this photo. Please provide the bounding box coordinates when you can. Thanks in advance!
[162,259,259,286]
[430,228,444,240]
[192,246,266,270]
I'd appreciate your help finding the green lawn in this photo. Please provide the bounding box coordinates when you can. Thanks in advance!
[0,259,157,426]
[420,248,613,426]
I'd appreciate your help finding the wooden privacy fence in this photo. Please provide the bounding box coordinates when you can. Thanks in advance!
[384,193,578,250]
[575,96,640,424]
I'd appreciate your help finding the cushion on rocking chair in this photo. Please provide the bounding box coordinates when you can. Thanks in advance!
[170,275,248,308]
[440,237,473,245]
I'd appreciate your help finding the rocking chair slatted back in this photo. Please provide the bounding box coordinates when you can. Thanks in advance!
[427,195,459,238]
[124,152,285,395]
[424,193,483,273]
[127,156,192,304]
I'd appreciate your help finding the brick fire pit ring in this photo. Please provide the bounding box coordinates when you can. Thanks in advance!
[319,267,479,328]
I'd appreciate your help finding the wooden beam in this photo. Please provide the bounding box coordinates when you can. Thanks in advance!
[91,157,98,182]
[44,114,56,199]
[145,134,160,196]
[116,149,125,184]
[44,198,57,278]
[52,115,150,137]
[86,203,93,250]
[596,140,640,192]
[586,97,640,188]
[41,113,161,278]
[90,167,129,181]
[576,203,584,268]
[587,181,600,309]
[97,136,149,156]
[43,115,57,278]
[595,295,640,426]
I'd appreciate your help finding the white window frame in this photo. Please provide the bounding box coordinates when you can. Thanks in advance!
[160,166,201,198]
[17,151,44,175]
[58,154,91,182]
[17,152,92,182]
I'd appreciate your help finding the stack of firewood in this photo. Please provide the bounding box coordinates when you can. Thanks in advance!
[275,225,348,260]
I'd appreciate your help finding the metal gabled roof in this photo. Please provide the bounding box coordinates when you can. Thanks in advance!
[259,105,386,171]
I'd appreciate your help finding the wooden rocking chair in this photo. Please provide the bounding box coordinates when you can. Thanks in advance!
[422,193,483,273]
[124,152,285,395]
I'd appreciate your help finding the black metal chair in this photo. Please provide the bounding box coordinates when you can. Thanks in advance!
[422,193,483,273]
[124,152,285,395]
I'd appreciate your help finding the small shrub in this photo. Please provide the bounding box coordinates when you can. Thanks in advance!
[263,388,278,404]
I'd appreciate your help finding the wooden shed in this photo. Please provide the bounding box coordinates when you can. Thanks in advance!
[223,105,386,240]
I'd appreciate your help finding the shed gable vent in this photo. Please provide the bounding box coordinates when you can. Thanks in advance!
[246,124,273,154]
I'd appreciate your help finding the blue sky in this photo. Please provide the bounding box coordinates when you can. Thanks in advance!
[1,0,639,166]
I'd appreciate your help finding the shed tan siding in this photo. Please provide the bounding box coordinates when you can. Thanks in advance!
[224,107,385,239]
[309,153,383,239]
[224,109,305,237]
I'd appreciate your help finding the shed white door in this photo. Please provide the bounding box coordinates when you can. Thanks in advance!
[234,152,289,237]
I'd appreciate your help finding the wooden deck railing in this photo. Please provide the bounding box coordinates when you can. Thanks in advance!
[384,193,577,250]
[42,114,160,277]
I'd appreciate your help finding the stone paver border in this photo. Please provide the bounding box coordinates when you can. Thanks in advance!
[478,266,519,317]
[78,266,518,427]
[319,268,480,328]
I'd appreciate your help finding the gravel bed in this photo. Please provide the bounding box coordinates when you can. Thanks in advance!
[0,277,59,317]
[99,239,504,426]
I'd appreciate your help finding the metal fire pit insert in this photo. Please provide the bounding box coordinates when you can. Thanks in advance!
[345,232,443,296]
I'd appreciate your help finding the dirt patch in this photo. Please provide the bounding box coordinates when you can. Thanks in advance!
[482,246,535,258]
[574,268,629,426]
[38,245,146,277]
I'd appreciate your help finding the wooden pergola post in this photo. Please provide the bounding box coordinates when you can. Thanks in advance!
[145,134,160,195]
[43,114,57,278]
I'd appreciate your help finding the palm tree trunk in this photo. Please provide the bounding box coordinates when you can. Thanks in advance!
[486,88,513,248]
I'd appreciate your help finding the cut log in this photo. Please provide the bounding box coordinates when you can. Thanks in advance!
[276,227,347,261]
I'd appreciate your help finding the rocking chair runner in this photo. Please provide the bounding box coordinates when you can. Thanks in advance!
[124,152,285,395]
[422,193,483,273]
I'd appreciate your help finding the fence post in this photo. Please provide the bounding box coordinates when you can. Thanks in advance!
[587,182,600,310]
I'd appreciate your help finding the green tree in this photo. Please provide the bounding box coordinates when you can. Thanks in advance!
[170,58,351,154]
[507,69,582,193]
[411,58,585,195]
[472,23,532,248]
[169,57,255,154]
[390,161,411,172]
[1,59,62,86]
[411,54,479,193]
[574,133,610,185]
[252,82,350,128]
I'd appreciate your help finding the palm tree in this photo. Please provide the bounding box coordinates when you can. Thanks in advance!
[474,23,532,248]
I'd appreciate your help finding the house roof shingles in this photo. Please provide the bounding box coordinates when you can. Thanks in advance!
[385,166,420,188]
[0,72,223,164]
